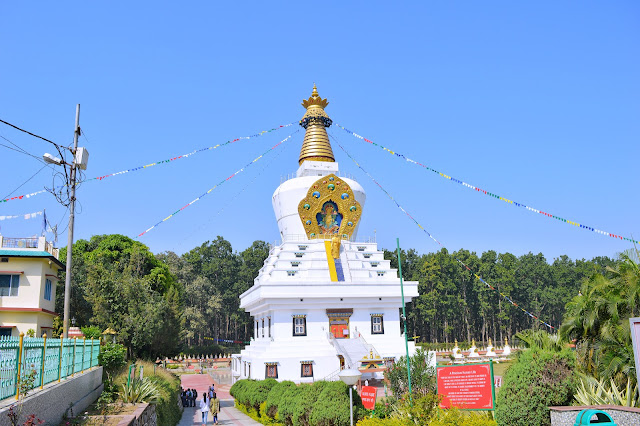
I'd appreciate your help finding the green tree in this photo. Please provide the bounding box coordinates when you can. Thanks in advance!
[385,348,435,397]
[60,234,183,359]
[561,251,639,387]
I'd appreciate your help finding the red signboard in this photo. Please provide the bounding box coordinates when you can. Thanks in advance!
[360,386,377,410]
[437,363,495,410]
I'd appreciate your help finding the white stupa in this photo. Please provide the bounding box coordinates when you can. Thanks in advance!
[231,86,419,383]
[452,340,463,360]
[485,338,496,357]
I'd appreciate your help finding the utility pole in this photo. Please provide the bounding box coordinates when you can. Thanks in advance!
[397,237,412,402]
[63,104,80,339]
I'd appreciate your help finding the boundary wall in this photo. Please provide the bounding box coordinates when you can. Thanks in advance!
[0,366,103,425]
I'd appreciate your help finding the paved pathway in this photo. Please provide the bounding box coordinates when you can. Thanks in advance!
[178,374,261,426]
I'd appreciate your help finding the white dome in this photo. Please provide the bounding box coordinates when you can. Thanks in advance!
[272,162,366,240]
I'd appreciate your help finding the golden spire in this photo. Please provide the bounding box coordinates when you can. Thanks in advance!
[298,84,335,165]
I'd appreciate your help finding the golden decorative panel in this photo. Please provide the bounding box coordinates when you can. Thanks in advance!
[298,174,362,240]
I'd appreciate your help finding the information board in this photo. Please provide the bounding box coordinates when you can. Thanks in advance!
[436,363,495,410]
[360,386,377,410]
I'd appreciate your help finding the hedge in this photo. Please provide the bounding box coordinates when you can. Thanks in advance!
[495,348,577,426]
[231,379,363,426]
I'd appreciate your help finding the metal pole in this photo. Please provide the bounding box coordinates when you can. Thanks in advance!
[63,104,80,339]
[397,238,412,400]
[16,332,24,400]
[349,386,354,426]
[40,333,47,389]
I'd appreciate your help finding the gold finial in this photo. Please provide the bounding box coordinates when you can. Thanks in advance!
[299,84,334,165]
[302,84,329,109]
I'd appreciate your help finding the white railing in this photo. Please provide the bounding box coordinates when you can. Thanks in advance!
[0,236,59,259]
[322,368,342,382]
[357,335,382,361]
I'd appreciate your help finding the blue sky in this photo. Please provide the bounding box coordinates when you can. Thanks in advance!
[1,1,638,262]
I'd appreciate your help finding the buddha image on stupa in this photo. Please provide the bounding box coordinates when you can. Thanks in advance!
[316,201,342,234]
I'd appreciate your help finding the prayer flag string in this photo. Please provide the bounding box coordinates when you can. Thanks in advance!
[136,131,298,238]
[0,123,293,205]
[331,134,556,330]
[0,210,43,221]
[335,124,638,245]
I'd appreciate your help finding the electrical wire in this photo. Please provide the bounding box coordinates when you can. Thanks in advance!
[0,134,58,170]
[2,164,48,200]
[0,118,63,148]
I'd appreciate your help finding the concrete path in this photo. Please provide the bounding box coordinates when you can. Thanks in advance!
[178,374,261,426]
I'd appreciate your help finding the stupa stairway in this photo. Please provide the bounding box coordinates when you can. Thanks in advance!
[333,337,377,369]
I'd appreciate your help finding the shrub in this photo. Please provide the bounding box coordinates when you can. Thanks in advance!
[250,378,278,412]
[293,382,329,426]
[120,378,161,403]
[573,375,639,407]
[99,342,127,382]
[385,348,436,397]
[429,407,496,426]
[265,381,297,418]
[230,379,278,413]
[357,418,409,426]
[230,380,252,409]
[495,348,577,426]
[393,394,440,425]
[276,382,304,425]
[81,325,102,340]
[310,381,361,426]
[113,360,181,426]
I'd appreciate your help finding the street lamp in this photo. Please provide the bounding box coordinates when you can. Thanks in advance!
[339,368,362,426]
[43,104,88,339]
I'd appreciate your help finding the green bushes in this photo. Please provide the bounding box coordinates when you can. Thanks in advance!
[265,381,297,418]
[251,379,278,412]
[230,378,500,426]
[310,381,357,426]
[495,348,577,426]
[385,348,436,397]
[113,360,182,426]
[231,379,361,426]
[293,382,329,426]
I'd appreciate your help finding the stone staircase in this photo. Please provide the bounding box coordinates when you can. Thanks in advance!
[333,337,372,369]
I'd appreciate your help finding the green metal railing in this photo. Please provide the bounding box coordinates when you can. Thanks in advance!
[0,334,100,400]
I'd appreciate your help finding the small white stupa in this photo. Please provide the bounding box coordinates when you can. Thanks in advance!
[452,340,463,360]
[468,339,480,358]
[485,338,496,357]
[502,337,511,356]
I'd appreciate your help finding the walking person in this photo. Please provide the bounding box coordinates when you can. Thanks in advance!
[210,392,221,425]
[193,388,198,407]
[199,393,209,425]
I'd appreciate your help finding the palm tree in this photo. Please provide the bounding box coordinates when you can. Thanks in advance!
[560,251,639,387]
[515,329,567,352]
